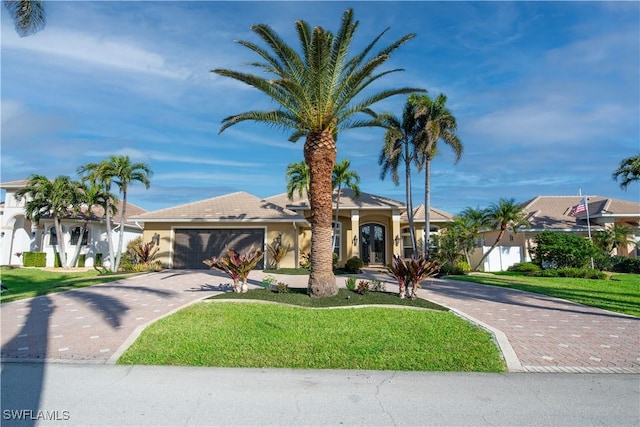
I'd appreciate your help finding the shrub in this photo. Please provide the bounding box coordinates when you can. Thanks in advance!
[438,263,464,276]
[332,253,339,271]
[267,238,290,270]
[388,254,439,299]
[345,256,364,273]
[356,280,370,295]
[592,252,613,272]
[370,279,386,292]
[78,254,86,268]
[299,251,311,271]
[203,246,264,293]
[610,256,640,274]
[22,252,46,267]
[345,275,357,291]
[530,231,598,268]
[261,275,278,290]
[532,268,606,280]
[53,253,67,268]
[275,281,289,293]
[533,269,559,277]
[507,262,542,273]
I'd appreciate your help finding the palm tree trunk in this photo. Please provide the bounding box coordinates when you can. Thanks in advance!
[404,145,417,254]
[68,222,88,268]
[424,158,431,258]
[473,229,505,271]
[113,189,127,272]
[53,216,68,268]
[104,196,115,271]
[304,131,338,297]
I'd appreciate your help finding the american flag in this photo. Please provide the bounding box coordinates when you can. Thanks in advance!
[570,197,587,216]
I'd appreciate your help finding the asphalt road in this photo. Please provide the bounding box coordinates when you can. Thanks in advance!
[2,363,639,426]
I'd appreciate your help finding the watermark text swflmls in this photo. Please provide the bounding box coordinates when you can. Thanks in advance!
[3,409,70,421]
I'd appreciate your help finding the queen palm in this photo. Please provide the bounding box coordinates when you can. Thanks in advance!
[286,161,310,200]
[612,154,640,191]
[331,159,360,249]
[3,0,46,37]
[378,99,423,254]
[413,93,463,258]
[213,9,423,297]
[473,198,529,271]
[15,175,81,268]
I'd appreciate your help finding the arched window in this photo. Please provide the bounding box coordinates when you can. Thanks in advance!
[70,227,89,246]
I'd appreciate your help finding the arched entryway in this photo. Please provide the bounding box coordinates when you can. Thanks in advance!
[359,223,385,265]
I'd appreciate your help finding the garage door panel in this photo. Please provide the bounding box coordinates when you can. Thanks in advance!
[173,228,264,269]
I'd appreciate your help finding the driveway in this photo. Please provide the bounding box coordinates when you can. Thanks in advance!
[2,269,639,373]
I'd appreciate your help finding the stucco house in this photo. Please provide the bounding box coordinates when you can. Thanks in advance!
[131,189,455,270]
[0,179,146,267]
[472,195,640,271]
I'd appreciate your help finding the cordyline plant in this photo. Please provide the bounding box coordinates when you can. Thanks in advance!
[267,238,290,270]
[388,254,440,299]
[203,246,264,293]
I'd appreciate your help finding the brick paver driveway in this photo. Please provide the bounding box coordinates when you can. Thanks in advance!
[1,270,233,363]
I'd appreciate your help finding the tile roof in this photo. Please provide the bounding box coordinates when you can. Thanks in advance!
[266,188,405,210]
[521,196,640,230]
[0,179,29,189]
[402,205,455,223]
[130,191,305,222]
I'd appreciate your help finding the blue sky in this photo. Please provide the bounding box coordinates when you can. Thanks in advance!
[1,1,638,215]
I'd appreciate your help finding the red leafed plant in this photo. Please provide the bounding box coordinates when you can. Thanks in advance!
[388,254,439,299]
[203,246,264,293]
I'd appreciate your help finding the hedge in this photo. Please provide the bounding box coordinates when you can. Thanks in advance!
[22,252,46,267]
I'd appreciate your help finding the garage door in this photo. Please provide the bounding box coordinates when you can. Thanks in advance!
[173,228,265,269]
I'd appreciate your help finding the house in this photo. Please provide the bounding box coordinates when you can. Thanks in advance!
[131,189,455,270]
[473,196,640,271]
[0,179,146,267]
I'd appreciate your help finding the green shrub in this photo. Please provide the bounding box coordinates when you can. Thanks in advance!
[507,262,542,273]
[95,253,103,267]
[299,251,311,271]
[456,261,471,273]
[592,252,613,271]
[533,268,606,280]
[22,252,46,267]
[530,230,598,268]
[533,269,559,277]
[261,275,278,290]
[53,253,67,268]
[332,252,339,271]
[78,254,86,268]
[345,275,357,291]
[345,256,364,273]
[438,263,464,276]
[610,256,640,274]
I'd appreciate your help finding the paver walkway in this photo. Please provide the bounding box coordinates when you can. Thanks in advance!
[2,269,639,373]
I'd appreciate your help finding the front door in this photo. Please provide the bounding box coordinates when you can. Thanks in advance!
[360,224,385,265]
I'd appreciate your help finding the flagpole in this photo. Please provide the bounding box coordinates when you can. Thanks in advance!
[584,195,594,269]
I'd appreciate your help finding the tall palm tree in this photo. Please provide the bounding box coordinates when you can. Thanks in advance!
[331,159,360,249]
[67,180,118,268]
[213,9,423,297]
[612,154,640,191]
[78,161,118,271]
[285,161,310,200]
[473,198,529,271]
[378,99,423,254]
[15,175,81,268]
[412,93,463,258]
[3,0,46,37]
[100,156,152,272]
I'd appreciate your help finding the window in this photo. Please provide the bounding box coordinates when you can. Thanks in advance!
[332,222,341,260]
[70,227,89,246]
[49,227,57,246]
[401,227,414,258]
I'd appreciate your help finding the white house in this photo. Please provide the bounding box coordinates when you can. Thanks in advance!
[0,179,146,268]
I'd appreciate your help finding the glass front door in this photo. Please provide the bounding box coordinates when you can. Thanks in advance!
[360,224,385,265]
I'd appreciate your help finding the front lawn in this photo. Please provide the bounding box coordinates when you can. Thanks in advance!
[118,301,505,372]
[0,267,139,303]
[447,272,640,317]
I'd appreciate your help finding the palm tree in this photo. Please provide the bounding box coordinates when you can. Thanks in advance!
[213,9,423,297]
[3,0,46,37]
[100,156,152,272]
[331,159,360,250]
[473,198,529,271]
[15,175,81,268]
[67,180,118,268]
[285,161,310,200]
[612,154,640,191]
[412,93,463,258]
[453,207,488,265]
[378,99,423,254]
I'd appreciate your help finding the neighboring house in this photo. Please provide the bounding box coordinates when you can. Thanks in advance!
[0,179,146,267]
[473,196,640,271]
[131,189,455,270]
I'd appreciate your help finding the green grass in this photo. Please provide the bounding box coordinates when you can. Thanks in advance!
[118,302,505,372]
[0,267,140,303]
[447,272,640,317]
[263,268,310,275]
